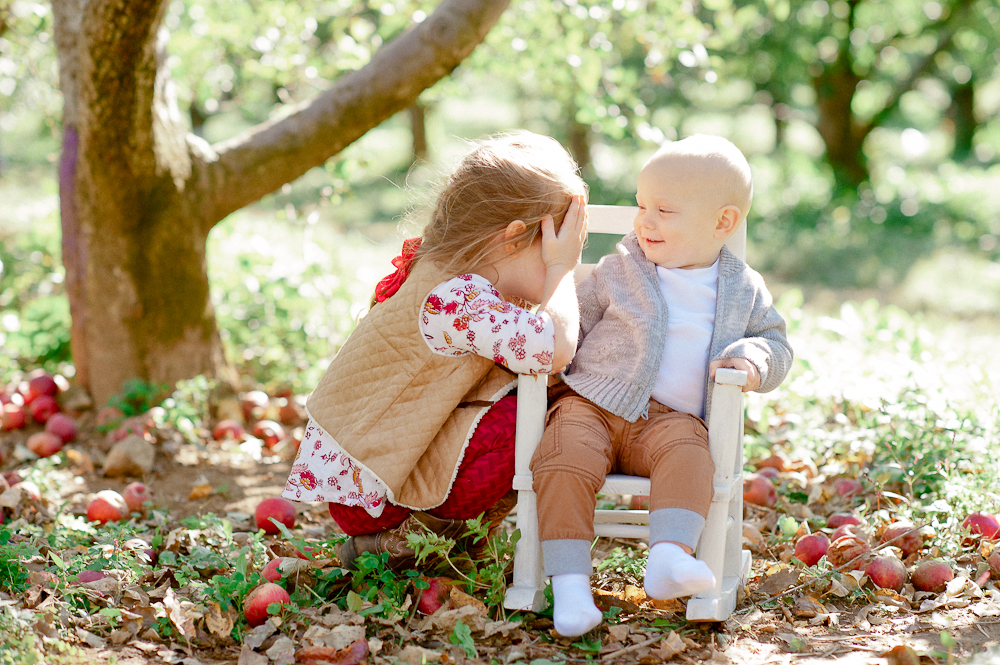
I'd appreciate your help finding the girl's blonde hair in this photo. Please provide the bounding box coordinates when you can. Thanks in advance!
[415,131,587,276]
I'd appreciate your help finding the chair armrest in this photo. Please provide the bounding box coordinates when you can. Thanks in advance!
[512,374,548,490]
[714,368,748,387]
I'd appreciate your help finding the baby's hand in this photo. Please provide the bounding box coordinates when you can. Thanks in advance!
[709,357,760,392]
[541,195,587,272]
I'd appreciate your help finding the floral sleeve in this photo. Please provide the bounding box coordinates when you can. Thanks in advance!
[419,274,555,375]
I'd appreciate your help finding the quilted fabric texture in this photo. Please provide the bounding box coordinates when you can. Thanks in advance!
[307,260,516,509]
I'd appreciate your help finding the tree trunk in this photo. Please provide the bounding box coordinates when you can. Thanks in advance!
[950,82,976,161]
[813,59,868,188]
[52,0,510,406]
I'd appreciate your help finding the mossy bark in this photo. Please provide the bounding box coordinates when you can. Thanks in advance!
[52,0,509,405]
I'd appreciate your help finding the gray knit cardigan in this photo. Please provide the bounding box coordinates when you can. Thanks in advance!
[563,232,793,422]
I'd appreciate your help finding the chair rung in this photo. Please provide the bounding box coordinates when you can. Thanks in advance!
[594,509,649,525]
[599,474,651,495]
[593,523,650,539]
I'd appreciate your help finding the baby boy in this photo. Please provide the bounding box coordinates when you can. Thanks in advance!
[530,134,793,636]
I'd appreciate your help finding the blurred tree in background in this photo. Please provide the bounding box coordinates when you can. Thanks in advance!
[1,0,998,395]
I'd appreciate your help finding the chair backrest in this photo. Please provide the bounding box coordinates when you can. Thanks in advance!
[586,205,747,262]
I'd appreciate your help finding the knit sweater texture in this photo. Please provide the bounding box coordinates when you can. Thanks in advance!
[564,232,792,422]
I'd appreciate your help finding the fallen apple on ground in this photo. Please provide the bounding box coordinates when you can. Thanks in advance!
[255,497,296,534]
[27,431,64,458]
[86,490,128,525]
[793,532,829,567]
[826,512,863,529]
[743,473,776,507]
[244,582,291,627]
[864,555,907,591]
[122,482,152,515]
[45,413,77,443]
[880,521,923,557]
[252,419,285,448]
[29,394,59,424]
[212,419,246,441]
[962,512,1000,542]
[416,576,453,614]
[911,559,953,593]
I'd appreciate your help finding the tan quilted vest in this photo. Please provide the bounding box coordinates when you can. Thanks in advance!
[306,260,516,510]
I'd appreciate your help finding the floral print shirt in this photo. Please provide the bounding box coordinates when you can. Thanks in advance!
[283,274,554,515]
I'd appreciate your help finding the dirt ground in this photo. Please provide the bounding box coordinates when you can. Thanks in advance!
[6,408,1000,665]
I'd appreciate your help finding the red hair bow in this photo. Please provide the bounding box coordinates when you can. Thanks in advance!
[374,237,422,303]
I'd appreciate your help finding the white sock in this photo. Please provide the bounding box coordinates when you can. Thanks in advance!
[644,542,716,600]
[550,573,602,637]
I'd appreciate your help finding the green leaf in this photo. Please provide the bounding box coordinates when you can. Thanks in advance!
[345,590,363,612]
[449,621,476,659]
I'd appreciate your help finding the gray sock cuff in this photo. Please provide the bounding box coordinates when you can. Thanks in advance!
[542,539,593,577]
[649,508,706,551]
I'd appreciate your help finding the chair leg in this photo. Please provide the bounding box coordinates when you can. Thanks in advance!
[503,487,547,611]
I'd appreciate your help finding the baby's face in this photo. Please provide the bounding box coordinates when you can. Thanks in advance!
[633,156,729,270]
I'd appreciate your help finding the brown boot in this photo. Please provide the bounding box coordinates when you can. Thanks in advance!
[466,490,518,561]
[338,511,465,572]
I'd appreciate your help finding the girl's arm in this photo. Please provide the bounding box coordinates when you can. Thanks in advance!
[537,195,587,372]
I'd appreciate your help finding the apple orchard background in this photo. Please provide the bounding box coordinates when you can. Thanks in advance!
[2,0,1000,664]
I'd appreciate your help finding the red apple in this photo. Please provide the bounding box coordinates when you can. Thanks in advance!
[827,534,870,571]
[864,555,907,591]
[755,453,787,472]
[262,558,285,583]
[27,431,64,458]
[793,532,829,567]
[255,497,296,535]
[0,390,9,405]
[416,576,453,615]
[962,512,1000,542]
[831,523,867,542]
[743,473,776,507]
[3,471,22,487]
[278,400,302,426]
[27,373,59,401]
[252,420,285,448]
[827,512,863,529]
[96,406,124,428]
[87,490,128,525]
[29,394,59,424]
[880,521,923,557]
[911,559,954,593]
[1,403,26,431]
[832,478,864,498]
[212,419,245,441]
[756,466,780,479]
[241,390,270,421]
[244,582,291,627]
[629,495,650,510]
[122,482,152,515]
[45,413,77,443]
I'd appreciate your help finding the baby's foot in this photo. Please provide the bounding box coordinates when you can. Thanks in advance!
[551,573,602,637]
[644,542,716,600]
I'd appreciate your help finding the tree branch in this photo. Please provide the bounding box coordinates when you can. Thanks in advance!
[862,0,974,135]
[199,0,510,226]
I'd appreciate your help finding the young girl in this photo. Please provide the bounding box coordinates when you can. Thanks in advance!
[282,131,588,570]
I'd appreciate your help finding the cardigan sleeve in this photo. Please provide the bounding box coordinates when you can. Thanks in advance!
[717,271,793,393]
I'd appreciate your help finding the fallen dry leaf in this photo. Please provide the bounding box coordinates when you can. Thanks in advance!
[656,631,688,660]
[296,639,370,665]
[449,585,487,614]
[188,484,214,500]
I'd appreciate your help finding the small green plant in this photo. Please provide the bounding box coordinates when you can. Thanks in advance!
[106,378,169,417]
[449,621,477,658]
[596,546,646,581]
[0,529,36,594]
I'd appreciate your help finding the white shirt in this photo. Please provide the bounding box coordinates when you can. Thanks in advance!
[650,261,719,417]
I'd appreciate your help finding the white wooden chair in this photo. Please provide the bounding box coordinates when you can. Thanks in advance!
[503,205,752,622]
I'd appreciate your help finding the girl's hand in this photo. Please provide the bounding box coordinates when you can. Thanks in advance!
[541,195,587,272]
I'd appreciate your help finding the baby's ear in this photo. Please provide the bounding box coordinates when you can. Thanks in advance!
[714,205,742,239]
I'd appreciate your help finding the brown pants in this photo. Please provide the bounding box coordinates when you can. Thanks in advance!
[530,385,714,544]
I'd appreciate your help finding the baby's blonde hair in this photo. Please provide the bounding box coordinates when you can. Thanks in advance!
[647,134,753,218]
[415,131,587,276]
